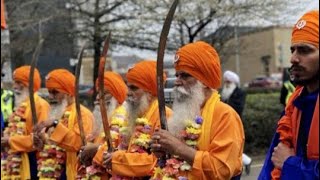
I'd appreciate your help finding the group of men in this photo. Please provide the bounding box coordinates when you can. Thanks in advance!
[0,9,318,180]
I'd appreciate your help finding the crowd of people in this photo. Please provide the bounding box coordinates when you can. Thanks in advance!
[0,5,318,180]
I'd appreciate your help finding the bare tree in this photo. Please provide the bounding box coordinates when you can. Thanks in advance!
[5,0,70,68]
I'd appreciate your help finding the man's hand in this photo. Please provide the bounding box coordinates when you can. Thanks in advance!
[150,129,186,155]
[150,129,197,165]
[33,119,55,134]
[103,151,113,171]
[33,133,44,150]
[79,144,99,166]
[271,142,295,169]
[1,136,9,148]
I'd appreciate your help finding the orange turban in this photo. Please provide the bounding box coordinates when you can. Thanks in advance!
[1,0,6,29]
[13,65,41,92]
[292,10,319,48]
[126,60,166,96]
[175,41,221,89]
[45,69,75,96]
[95,71,127,104]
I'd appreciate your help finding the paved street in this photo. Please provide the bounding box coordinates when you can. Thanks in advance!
[241,155,265,180]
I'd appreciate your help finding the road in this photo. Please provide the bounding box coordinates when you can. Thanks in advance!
[241,155,265,180]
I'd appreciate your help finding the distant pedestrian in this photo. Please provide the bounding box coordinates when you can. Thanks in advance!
[221,70,252,175]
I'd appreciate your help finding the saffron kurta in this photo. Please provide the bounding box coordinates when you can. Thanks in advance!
[50,102,93,180]
[5,94,50,180]
[9,94,50,152]
[94,100,172,178]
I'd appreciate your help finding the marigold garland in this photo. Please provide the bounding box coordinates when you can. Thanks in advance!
[151,116,203,180]
[1,103,28,179]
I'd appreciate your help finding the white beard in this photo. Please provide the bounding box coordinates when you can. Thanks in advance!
[92,97,119,138]
[221,83,237,101]
[49,97,68,120]
[14,87,29,108]
[168,81,205,138]
[126,92,151,137]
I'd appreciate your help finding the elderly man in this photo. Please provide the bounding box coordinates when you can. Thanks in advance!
[1,66,50,180]
[150,41,245,180]
[34,69,93,180]
[221,70,252,175]
[77,71,128,179]
[93,61,172,179]
[259,10,319,180]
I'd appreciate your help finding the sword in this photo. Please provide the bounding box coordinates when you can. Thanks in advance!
[156,0,179,130]
[75,43,87,146]
[29,39,44,126]
[98,32,114,152]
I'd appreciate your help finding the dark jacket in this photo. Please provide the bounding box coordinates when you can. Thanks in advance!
[224,87,246,118]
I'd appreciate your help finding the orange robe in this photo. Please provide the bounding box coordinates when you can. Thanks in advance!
[50,103,93,180]
[93,100,172,178]
[152,91,244,180]
[9,94,50,152]
[189,92,244,179]
[6,94,50,180]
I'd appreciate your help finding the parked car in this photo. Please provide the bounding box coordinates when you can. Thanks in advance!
[248,76,281,88]
[164,77,176,104]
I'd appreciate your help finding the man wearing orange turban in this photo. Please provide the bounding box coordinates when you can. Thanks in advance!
[259,10,319,180]
[149,41,245,180]
[93,61,172,179]
[34,69,93,180]
[1,65,50,180]
[78,71,128,179]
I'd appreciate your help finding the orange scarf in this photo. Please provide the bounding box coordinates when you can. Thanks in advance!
[271,86,319,179]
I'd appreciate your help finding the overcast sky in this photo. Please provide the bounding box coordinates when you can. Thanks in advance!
[112,1,319,61]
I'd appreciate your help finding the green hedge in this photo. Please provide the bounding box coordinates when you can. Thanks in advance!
[242,92,283,155]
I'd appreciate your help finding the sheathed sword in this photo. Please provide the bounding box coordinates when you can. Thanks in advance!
[29,39,44,125]
[156,0,179,130]
[98,32,114,152]
[75,43,87,146]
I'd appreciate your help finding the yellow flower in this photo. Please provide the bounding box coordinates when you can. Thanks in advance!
[186,127,201,134]
[163,176,176,180]
[136,118,150,125]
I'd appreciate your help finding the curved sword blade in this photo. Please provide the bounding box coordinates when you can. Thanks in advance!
[75,43,87,146]
[157,0,179,130]
[29,39,44,126]
[98,32,114,152]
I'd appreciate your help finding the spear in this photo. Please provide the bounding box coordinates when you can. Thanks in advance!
[156,0,179,130]
[75,43,87,146]
[98,32,114,152]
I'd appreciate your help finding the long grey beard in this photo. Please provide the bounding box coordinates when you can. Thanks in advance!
[168,81,205,138]
[221,83,236,101]
[126,92,151,138]
[14,88,29,108]
[92,97,119,138]
[49,98,68,120]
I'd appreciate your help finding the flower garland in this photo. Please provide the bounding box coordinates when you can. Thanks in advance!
[77,106,128,180]
[151,116,203,180]
[37,112,68,179]
[129,117,152,153]
[108,117,152,180]
[1,102,28,179]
